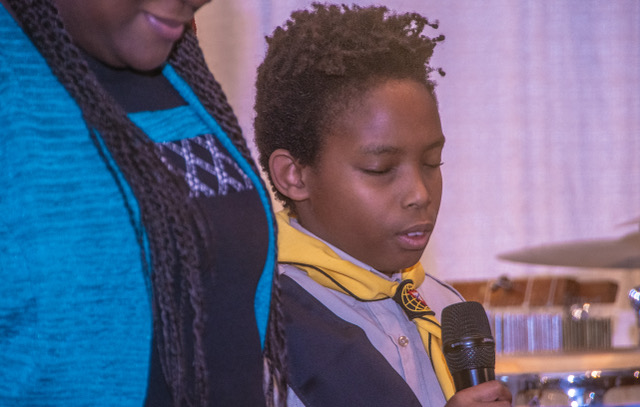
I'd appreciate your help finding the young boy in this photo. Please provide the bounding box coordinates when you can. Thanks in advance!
[255,3,511,407]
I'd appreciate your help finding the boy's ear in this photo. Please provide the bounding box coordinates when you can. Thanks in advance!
[269,149,310,202]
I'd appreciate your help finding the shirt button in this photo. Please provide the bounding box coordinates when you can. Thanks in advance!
[398,336,409,347]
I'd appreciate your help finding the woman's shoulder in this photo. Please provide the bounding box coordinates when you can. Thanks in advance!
[1,6,82,126]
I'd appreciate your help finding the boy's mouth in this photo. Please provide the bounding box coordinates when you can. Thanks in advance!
[396,224,433,250]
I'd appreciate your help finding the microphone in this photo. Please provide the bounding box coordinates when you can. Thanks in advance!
[441,301,496,392]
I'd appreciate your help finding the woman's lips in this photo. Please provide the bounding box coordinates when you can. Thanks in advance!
[145,12,186,41]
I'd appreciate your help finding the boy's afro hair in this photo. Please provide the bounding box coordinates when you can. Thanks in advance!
[254,2,444,210]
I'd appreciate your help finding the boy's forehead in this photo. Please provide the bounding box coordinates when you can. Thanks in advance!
[357,136,445,155]
[320,84,442,152]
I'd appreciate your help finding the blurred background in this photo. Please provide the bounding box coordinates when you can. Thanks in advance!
[194,0,640,352]
[195,1,640,403]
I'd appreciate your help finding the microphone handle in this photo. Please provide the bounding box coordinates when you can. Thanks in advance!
[451,367,495,392]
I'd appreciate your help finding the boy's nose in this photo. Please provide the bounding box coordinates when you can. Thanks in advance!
[184,0,211,9]
[402,170,432,209]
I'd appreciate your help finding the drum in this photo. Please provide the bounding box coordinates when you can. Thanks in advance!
[497,349,640,406]
[501,369,640,406]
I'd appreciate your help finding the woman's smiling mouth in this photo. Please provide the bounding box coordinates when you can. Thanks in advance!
[145,12,186,41]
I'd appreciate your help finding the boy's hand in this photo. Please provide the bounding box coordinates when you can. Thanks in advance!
[444,380,512,407]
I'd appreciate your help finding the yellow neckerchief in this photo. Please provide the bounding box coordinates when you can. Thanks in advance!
[276,211,455,400]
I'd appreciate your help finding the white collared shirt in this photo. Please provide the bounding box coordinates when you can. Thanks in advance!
[282,219,463,407]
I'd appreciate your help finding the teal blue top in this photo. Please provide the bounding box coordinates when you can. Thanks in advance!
[0,4,275,405]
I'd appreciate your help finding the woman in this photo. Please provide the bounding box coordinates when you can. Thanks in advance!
[0,0,284,405]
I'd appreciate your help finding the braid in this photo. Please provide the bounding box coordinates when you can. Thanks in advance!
[170,30,288,407]
[169,32,253,166]
[263,274,288,407]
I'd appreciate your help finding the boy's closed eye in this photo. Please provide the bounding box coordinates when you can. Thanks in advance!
[359,160,443,177]
[361,166,395,175]
[358,154,444,175]
[425,161,445,169]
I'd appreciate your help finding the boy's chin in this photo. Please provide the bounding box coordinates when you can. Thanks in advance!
[375,259,423,276]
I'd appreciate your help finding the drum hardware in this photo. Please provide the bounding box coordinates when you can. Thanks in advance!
[497,348,640,407]
[496,220,640,350]
[497,231,640,270]
[491,275,514,292]
[618,216,640,227]
[631,286,640,345]
[562,314,612,352]
[494,218,640,405]
[490,308,612,355]
[501,368,640,407]
[497,215,640,269]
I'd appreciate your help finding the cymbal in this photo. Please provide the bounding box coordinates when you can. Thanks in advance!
[617,216,640,227]
[497,232,640,269]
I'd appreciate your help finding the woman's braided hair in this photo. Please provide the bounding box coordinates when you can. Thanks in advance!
[7,0,285,405]
[255,3,444,212]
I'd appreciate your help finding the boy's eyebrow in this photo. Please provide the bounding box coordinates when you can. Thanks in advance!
[358,136,446,155]
[359,145,402,155]
[428,136,446,149]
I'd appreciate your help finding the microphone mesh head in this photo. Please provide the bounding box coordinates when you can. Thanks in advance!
[441,301,495,373]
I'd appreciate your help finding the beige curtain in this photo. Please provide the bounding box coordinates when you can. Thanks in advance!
[196,0,640,345]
